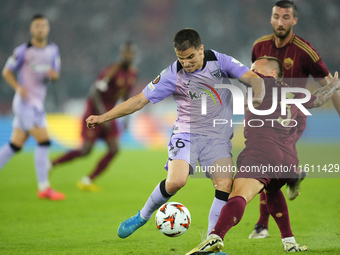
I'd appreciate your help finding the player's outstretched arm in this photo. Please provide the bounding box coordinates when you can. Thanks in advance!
[312,72,340,108]
[239,70,265,108]
[86,92,149,129]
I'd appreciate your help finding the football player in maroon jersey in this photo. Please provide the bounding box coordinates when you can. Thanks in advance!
[51,42,137,191]
[186,56,340,254]
[250,0,340,239]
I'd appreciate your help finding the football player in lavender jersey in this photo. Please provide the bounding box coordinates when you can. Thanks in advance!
[86,28,265,238]
[250,0,340,239]
[186,57,340,254]
[0,14,64,200]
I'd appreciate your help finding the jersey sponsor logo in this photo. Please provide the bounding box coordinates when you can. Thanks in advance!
[231,58,244,67]
[152,74,161,84]
[210,69,222,78]
[198,83,222,106]
[188,84,222,106]
[29,62,51,72]
[283,57,294,70]
[147,82,155,91]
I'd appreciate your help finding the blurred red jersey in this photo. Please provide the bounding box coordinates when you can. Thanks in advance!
[81,63,137,141]
[89,63,137,112]
[252,34,329,88]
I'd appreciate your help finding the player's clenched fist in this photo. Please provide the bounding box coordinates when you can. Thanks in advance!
[86,115,103,129]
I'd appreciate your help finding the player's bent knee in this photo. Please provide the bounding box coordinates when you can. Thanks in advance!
[213,178,233,192]
[10,142,22,153]
[165,179,187,194]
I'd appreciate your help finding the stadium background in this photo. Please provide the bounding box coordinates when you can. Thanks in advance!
[0,0,339,151]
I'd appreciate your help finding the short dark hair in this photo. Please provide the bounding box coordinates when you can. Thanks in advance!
[173,28,202,51]
[275,1,297,17]
[31,14,46,23]
[256,56,284,79]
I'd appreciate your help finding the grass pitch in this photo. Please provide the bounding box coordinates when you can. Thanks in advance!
[0,144,339,254]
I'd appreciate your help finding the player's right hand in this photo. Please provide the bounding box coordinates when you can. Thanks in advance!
[16,87,28,99]
[86,115,103,129]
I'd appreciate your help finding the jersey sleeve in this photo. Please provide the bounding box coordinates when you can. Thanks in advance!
[52,44,61,72]
[301,43,329,80]
[212,50,249,79]
[294,93,317,109]
[4,44,27,72]
[305,57,329,81]
[142,62,177,104]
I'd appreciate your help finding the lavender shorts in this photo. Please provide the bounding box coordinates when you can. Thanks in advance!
[12,101,47,131]
[164,133,232,176]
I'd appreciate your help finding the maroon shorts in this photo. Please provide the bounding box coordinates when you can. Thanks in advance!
[81,106,119,142]
[235,141,299,193]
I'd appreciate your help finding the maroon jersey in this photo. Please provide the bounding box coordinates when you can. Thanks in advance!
[88,63,137,113]
[81,63,137,141]
[252,34,329,88]
[244,73,316,156]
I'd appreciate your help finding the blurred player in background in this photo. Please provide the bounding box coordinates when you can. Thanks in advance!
[0,14,64,200]
[51,42,137,191]
[186,57,340,254]
[249,0,340,239]
[86,28,265,239]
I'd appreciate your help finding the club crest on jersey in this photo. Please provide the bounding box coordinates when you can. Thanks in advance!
[210,69,222,78]
[284,58,294,70]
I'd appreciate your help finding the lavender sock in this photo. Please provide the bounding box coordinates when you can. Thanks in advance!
[35,145,50,190]
[140,180,174,220]
[208,190,229,234]
[208,198,227,234]
[0,143,16,169]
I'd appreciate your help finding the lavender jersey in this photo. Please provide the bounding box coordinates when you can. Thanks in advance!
[143,50,249,138]
[4,42,61,110]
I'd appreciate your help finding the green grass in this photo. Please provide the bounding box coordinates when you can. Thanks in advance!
[0,144,339,254]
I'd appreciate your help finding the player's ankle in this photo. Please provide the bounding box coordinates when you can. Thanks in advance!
[282,236,296,245]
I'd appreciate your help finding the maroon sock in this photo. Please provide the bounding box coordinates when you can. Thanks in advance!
[256,191,270,228]
[266,190,293,238]
[210,196,246,239]
[89,151,116,180]
[52,150,82,166]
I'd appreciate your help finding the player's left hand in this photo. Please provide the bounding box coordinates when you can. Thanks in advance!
[86,115,104,129]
